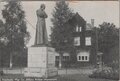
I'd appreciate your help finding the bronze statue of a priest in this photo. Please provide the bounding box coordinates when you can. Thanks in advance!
[35,4,48,45]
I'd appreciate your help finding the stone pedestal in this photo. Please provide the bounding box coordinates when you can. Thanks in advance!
[24,46,58,78]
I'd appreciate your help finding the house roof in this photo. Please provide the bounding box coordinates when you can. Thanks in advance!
[66,12,86,27]
[86,23,93,30]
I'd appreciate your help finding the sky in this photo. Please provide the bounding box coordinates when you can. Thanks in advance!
[0,1,119,47]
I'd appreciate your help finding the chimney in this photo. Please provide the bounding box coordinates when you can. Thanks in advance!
[91,19,94,27]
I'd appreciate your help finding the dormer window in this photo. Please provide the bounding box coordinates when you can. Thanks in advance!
[76,25,82,32]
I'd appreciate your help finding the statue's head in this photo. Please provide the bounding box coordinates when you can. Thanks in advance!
[40,4,45,10]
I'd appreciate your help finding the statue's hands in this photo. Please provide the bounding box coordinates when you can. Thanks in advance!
[43,10,48,18]
[44,13,48,18]
[37,9,48,18]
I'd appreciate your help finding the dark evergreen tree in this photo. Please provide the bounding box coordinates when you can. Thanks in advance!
[51,0,74,68]
[2,1,30,68]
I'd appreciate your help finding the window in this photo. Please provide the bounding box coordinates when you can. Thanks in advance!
[85,56,87,60]
[74,37,80,46]
[82,56,84,60]
[77,56,89,61]
[79,27,82,32]
[76,26,82,32]
[79,56,81,60]
[85,37,91,46]
[76,26,79,32]
[55,56,59,61]
[63,56,69,61]
[66,56,69,60]
[63,56,65,61]
[77,52,89,61]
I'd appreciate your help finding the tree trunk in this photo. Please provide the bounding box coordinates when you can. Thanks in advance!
[59,53,63,69]
[0,51,1,67]
[10,52,13,68]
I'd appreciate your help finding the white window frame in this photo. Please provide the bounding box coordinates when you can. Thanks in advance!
[76,26,79,32]
[85,37,91,46]
[77,55,89,61]
[74,37,80,46]
[76,25,82,32]
[79,27,82,32]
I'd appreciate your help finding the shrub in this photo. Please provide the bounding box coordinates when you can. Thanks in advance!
[89,68,119,80]
[0,70,3,76]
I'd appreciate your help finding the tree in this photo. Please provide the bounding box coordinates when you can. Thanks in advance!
[51,0,74,68]
[92,22,119,64]
[2,1,30,68]
[0,19,4,67]
[0,20,4,36]
[98,22,119,64]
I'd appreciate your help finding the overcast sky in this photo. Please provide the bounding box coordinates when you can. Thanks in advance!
[0,1,119,47]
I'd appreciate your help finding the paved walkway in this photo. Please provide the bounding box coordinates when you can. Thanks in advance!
[58,68,93,75]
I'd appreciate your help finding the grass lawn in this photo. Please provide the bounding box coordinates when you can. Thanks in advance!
[0,74,118,81]
[57,74,118,81]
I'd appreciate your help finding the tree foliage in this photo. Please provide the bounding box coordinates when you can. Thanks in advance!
[0,1,30,67]
[98,22,119,63]
[98,22,119,53]
[2,1,30,52]
[0,20,4,35]
[50,0,74,54]
[92,22,119,64]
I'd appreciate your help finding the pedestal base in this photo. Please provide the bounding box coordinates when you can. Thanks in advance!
[24,67,58,78]
[24,46,58,78]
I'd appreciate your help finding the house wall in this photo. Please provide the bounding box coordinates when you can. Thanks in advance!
[54,13,94,67]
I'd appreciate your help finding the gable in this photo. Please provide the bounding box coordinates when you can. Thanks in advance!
[67,12,86,27]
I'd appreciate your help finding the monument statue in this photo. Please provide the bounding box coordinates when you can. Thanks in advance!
[35,4,48,45]
[24,4,58,78]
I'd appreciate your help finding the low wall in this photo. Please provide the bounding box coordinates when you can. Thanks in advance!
[2,68,24,74]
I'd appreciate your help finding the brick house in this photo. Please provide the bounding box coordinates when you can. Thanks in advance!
[55,12,94,67]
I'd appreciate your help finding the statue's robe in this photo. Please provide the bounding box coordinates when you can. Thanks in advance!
[35,9,48,45]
